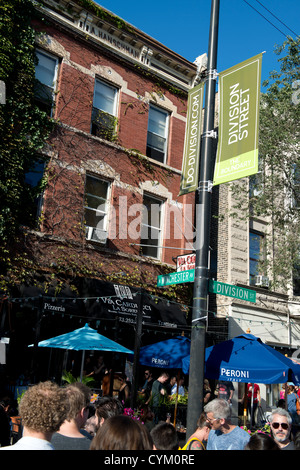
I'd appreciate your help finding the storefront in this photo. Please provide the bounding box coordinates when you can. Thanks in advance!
[1,277,189,384]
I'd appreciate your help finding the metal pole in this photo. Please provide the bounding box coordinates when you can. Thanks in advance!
[130,290,143,409]
[250,383,255,428]
[186,0,220,437]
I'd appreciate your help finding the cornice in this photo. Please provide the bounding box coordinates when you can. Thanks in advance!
[36,0,201,91]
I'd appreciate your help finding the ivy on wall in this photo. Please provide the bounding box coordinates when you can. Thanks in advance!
[0,0,192,313]
[0,0,55,287]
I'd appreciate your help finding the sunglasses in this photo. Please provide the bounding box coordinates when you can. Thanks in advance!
[206,416,218,423]
[271,422,289,430]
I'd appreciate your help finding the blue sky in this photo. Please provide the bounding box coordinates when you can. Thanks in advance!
[94,0,299,89]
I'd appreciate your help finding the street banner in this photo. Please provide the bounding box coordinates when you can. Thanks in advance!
[213,54,262,186]
[179,82,204,195]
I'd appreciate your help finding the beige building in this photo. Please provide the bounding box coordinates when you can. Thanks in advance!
[209,176,300,420]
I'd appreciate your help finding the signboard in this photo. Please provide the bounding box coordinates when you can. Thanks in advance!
[18,279,187,328]
[157,272,256,303]
[213,54,262,186]
[179,82,204,195]
[176,253,196,272]
[209,280,256,303]
[157,269,195,287]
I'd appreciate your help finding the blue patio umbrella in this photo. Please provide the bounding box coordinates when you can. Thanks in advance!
[138,336,191,426]
[31,323,133,380]
[182,334,300,385]
[139,336,191,369]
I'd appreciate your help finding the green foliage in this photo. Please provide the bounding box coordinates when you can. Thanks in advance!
[92,108,118,142]
[0,0,55,244]
[75,0,132,32]
[61,369,96,387]
[230,36,300,290]
[0,0,55,292]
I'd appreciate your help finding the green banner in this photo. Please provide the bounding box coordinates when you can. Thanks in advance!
[213,54,262,186]
[179,82,204,195]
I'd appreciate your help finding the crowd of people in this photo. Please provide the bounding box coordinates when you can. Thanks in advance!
[0,369,300,450]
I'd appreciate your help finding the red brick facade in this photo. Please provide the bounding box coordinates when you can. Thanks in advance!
[30,1,198,292]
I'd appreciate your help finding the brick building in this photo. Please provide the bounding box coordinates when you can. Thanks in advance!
[1,1,299,412]
[1,0,204,381]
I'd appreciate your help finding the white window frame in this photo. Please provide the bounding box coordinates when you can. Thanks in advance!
[91,78,118,139]
[146,104,169,164]
[35,49,59,116]
[84,174,111,244]
[140,193,164,259]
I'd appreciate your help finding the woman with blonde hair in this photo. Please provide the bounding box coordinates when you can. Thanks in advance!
[181,413,210,450]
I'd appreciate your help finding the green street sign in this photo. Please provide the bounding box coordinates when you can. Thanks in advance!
[157,271,256,304]
[209,280,256,303]
[157,269,195,287]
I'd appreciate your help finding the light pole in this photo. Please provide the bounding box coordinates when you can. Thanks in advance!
[186,0,220,437]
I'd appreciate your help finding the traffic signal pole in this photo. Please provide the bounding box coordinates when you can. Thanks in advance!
[186,0,220,437]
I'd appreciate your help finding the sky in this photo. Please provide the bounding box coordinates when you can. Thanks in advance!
[94,0,300,89]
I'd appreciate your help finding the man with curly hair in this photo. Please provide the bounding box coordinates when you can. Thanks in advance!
[1,381,68,450]
[51,382,92,449]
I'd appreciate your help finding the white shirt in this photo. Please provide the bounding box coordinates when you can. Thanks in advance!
[1,436,55,450]
[171,384,185,396]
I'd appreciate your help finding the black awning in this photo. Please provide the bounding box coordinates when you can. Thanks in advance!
[11,277,187,328]
[81,278,187,327]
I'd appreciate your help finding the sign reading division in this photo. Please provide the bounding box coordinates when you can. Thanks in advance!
[209,280,256,303]
[179,82,204,195]
[213,54,262,186]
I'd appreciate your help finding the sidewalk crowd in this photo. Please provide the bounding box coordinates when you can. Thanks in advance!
[0,370,300,450]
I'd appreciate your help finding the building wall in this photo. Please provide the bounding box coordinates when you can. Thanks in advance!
[31,4,197,273]
[210,176,300,354]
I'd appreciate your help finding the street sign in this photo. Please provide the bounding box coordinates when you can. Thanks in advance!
[209,280,256,303]
[157,269,195,287]
[176,253,196,272]
[157,271,256,303]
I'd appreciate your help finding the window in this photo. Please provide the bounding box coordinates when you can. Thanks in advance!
[249,173,263,198]
[140,194,163,258]
[35,50,58,115]
[146,105,169,163]
[84,175,110,243]
[292,163,300,208]
[293,251,300,296]
[23,159,46,227]
[293,265,300,296]
[249,230,265,285]
[91,79,118,141]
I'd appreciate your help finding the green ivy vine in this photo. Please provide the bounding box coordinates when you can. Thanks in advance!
[0,0,192,316]
[0,0,55,290]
